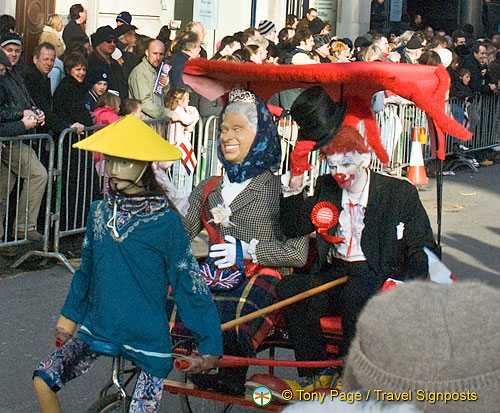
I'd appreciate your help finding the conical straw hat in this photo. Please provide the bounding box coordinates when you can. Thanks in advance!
[73,115,182,161]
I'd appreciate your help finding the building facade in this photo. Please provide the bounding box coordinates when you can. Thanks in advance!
[0,0,485,61]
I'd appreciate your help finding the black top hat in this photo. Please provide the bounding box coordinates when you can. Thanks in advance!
[290,86,347,150]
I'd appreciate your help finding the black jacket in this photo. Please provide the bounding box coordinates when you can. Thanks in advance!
[168,52,190,88]
[370,1,386,32]
[53,76,93,126]
[62,20,86,45]
[24,64,69,134]
[0,68,32,122]
[281,172,439,280]
[461,55,492,94]
[0,115,25,137]
[87,52,128,98]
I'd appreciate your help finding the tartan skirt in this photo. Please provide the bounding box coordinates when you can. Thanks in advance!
[167,271,282,357]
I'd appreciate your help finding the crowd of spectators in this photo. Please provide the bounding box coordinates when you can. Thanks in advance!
[1,4,499,241]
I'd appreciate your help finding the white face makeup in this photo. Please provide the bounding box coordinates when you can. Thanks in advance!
[105,156,148,194]
[326,151,371,192]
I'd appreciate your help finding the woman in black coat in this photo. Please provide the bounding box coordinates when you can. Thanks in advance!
[53,52,96,232]
[53,53,93,127]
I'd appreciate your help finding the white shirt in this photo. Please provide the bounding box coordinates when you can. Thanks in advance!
[332,170,371,262]
[221,172,252,206]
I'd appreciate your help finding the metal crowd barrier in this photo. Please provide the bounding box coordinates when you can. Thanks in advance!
[3,92,498,272]
[0,134,55,268]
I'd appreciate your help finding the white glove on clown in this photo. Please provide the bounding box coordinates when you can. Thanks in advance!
[209,235,251,269]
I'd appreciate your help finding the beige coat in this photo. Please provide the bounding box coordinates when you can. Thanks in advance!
[38,26,65,57]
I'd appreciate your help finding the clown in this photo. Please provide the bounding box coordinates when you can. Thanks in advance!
[277,86,439,395]
[33,115,222,413]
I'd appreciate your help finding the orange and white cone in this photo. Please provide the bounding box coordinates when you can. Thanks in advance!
[407,127,429,185]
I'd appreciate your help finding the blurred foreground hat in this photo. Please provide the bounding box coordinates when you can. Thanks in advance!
[258,20,276,36]
[73,115,182,161]
[290,86,347,150]
[343,281,500,412]
[0,32,22,48]
[116,11,132,25]
[91,26,116,47]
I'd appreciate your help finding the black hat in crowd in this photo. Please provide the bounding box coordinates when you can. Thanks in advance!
[290,86,348,150]
[114,23,138,38]
[354,36,370,49]
[85,67,110,88]
[116,11,132,25]
[406,37,424,50]
[313,34,331,49]
[91,26,117,47]
[0,32,22,48]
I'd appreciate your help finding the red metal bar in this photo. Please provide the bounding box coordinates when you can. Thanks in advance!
[173,349,342,368]
[163,379,286,411]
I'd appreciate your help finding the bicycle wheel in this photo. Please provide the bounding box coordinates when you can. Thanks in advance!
[87,394,131,413]
[179,394,233,413]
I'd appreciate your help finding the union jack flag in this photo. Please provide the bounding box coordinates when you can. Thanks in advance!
[200,261,243,292]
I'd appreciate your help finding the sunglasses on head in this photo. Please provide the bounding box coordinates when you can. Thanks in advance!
[105,39,117,44]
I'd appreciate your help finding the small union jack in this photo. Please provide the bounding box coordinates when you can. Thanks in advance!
[200,262,242,291]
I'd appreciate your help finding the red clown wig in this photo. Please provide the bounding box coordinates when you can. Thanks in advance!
[320,125,371,155]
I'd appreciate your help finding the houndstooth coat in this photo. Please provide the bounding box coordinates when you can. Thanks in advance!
[184,171,309,276]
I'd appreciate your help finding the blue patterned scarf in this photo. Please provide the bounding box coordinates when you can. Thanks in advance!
[105,194,169,229]
[217,95,281,183]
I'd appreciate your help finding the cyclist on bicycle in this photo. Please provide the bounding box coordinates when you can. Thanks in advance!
[33,115,222,412]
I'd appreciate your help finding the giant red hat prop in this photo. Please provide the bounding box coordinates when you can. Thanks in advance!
[181,60,471,163]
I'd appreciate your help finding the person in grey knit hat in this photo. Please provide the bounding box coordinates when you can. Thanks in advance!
[258,19,277,42]
[343,281,500,412]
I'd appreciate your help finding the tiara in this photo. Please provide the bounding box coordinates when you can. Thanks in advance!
[228,88,256,104]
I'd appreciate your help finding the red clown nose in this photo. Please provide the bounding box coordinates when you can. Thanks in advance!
[334,173,346,183]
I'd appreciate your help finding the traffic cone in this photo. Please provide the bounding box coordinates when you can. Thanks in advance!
[407,127,429,185]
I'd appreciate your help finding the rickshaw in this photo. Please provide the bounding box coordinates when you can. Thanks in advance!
[160,58,470,412]
[87,59,470,412]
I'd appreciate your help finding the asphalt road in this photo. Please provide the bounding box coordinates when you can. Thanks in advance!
[1,164,499,412]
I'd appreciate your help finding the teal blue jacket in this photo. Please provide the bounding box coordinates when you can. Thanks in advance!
[62,199,222,378]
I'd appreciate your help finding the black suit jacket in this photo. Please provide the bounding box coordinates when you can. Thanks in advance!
[24,64,69,134]
[281,172,439,281]
[62,20,86,45]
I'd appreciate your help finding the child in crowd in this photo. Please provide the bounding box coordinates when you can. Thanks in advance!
[450,68,473,100]
[121,98,143,119]
[84,68,109,112]
[164,87,200,143]
[163,88,200,197]
[94,92,121,125]
[93,92,121,194]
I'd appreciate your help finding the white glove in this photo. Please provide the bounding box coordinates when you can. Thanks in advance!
[209,235,250,269]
